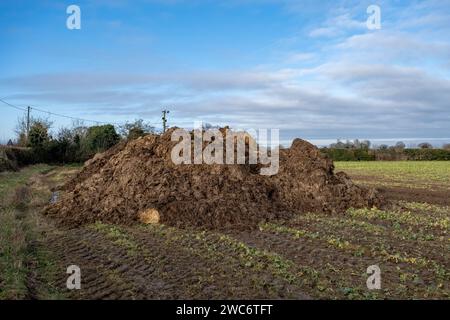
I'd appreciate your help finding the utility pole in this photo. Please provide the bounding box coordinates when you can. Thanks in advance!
[26,106,31,139]
[162,110,170,133]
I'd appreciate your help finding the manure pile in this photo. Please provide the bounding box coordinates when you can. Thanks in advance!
[45,128,382,229]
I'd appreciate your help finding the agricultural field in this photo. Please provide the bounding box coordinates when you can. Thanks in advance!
[0,161,449,300]
[335,161,450,205]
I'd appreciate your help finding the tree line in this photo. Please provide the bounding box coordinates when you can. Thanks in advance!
[1,116,156,170]
[322,139,450,161]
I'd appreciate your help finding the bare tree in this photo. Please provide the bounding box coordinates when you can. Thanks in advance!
[393,141,406,152]
[118,119,156,140]
[418,142,433,149]
[15,115,53,146]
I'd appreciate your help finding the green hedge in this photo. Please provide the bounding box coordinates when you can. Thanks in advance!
[322,148,450,161]
[0,144,84,172]
[403,149,450,160]
[321,148,375,161]
[0,147,35,172]
[3,147,36,166]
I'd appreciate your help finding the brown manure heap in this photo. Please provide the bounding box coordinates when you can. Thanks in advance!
[45,128,382,229]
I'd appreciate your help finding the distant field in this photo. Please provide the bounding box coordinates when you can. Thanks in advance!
[0,162,449,300]
[335,161,450,191]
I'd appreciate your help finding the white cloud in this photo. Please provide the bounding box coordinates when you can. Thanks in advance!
[309,27,337,38]
[309,13,366,38]
[2,60,449,138]
[285,52,315,63]
[2,0,449,140]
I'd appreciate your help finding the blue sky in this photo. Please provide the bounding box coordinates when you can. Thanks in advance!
[1,0,449,146]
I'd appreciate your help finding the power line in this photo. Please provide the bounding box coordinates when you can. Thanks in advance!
[0,98,162,128]
[30,105,118,125]
[0,98,28,111]
[0,98,111,124]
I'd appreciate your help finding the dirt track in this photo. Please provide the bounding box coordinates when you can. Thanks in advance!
[379,187,450,206]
